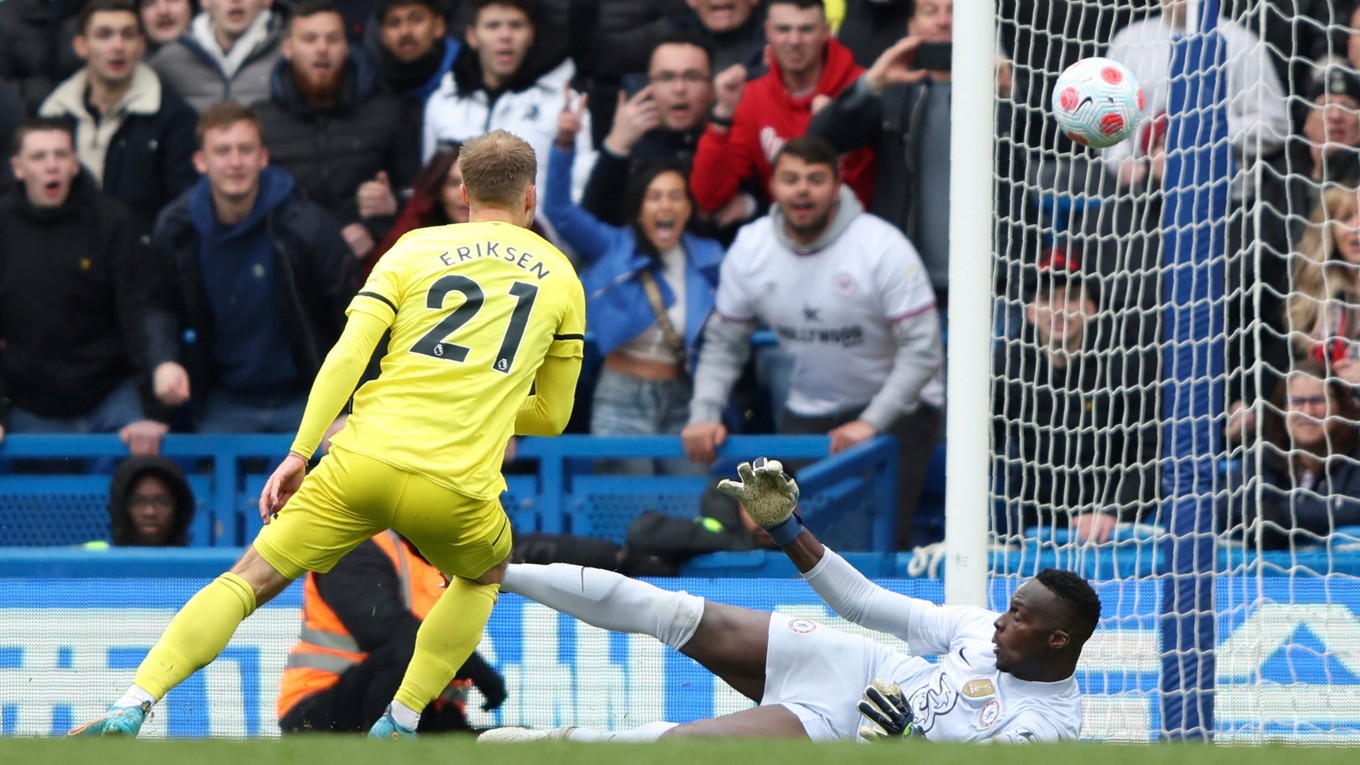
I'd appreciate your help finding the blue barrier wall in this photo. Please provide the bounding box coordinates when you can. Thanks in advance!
[1,552,1357,742]
[0,434,900,552]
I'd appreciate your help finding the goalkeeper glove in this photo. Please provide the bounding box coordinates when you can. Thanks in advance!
[717,457,803,546]
[856,678,920,741]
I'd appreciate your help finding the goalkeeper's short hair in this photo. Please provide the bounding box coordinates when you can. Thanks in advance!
[1036,569,1101,643]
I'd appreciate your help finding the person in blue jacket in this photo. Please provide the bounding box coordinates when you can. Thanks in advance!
[1220,358,1360,550]
[548,95,723,475]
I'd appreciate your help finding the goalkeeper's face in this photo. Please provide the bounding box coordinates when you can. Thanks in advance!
[992,581,1067,677]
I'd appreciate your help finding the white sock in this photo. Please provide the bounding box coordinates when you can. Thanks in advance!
[566,721,679,742]
[503,564,704,649]
[389,700,421,730]
[114,685,155,709]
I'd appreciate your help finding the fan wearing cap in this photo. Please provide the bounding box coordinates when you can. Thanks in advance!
[1310,67,1360,167]
[991,248,1158,544]
[1256,66,1360,323]
[1272,67,1360,224]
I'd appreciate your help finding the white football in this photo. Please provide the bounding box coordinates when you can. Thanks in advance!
[1051,57,1144,149]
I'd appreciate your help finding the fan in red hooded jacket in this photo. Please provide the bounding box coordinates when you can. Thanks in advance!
[689,0,875,215]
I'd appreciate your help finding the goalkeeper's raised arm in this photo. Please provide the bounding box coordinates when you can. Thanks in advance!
[718,457,1100,669]
[717,458,954,647]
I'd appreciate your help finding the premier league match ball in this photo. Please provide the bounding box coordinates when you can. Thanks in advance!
[1051,57,1144,149]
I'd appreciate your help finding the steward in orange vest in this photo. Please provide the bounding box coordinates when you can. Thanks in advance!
[278,530,507,733]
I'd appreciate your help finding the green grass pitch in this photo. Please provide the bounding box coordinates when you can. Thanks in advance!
[3,737,1356,764]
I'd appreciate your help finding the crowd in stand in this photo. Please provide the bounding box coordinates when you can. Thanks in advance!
[5,0,1360,552]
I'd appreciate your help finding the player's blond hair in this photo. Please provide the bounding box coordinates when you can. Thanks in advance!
[457,130,537,210]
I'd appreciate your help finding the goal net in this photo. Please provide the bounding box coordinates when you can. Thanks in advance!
[984,0,1360,743]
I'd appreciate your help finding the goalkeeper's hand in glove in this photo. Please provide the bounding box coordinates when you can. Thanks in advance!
[716,457,803,546]
[857,678,920,741]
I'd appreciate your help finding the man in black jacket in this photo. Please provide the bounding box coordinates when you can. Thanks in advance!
[0,0,83,112]
[571,0,688,148]
[0,118,166,454]
[991,250,1158,543]
[39,0,198,237]
[0,83,22,200]
[807,2,955,299]
[580,31,714,227]
[146,102,356,433]
[666,0,765,76]
[836,0,912,68]
[255,0,418,260]
[369,0,458,152]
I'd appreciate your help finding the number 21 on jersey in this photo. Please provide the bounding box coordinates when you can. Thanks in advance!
[411,274,539,374]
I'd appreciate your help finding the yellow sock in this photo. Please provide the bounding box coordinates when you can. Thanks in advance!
[133,572,257,700]
[393,578,499,712]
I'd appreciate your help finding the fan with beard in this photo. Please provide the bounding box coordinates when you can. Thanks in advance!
[293,58,345,109]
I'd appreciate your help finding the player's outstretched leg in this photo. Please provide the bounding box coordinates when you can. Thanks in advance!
[502,563,705,649]
[503,562,770,697]
[480,563,704,744]
[69,550,286,737]
[480,563,776,742]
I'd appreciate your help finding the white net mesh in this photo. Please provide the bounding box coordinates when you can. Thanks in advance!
[989,0,1360,743]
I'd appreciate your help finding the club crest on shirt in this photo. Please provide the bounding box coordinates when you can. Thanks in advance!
[962,679,996,698]
[832,272,856,297]
[786,618,817,635]
[79,257,92,271]
[979,698,1002,728]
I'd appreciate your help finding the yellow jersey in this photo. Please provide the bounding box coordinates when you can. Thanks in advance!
[331,221,585,499]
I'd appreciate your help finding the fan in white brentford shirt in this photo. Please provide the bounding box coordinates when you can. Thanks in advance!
[680,134,944,549]
[479,459,1101,744]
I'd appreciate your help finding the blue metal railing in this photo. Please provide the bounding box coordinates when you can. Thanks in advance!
[0,434,899,552]
[0,434,291,547]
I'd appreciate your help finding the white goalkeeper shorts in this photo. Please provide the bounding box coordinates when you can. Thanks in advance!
[761,612,923,741]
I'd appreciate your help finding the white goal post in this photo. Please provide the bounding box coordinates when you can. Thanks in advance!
[958,0,1360,743]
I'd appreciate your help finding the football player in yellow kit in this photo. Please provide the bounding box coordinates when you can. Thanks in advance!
[71,129,585,739]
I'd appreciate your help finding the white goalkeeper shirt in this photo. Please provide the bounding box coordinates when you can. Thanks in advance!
[804,551,1083,743]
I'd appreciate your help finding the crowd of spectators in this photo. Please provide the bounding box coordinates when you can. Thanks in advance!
[6,0,1360,553]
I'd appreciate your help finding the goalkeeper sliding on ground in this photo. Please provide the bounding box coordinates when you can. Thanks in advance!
[481,458,1101,743]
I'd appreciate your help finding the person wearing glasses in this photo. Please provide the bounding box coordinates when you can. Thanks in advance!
[1228,187,1360,446]
[579,31,717,228]
[106,456,197,547]
[1219,359,1360,550]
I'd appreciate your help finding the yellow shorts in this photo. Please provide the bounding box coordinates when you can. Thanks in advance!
[253,446,511,581]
